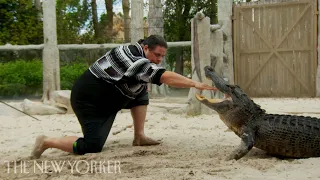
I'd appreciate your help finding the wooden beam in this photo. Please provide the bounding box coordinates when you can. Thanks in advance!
[235,0,310,9]
[0,41,191,51]
[0,44,44,50]
[240,47,312,54]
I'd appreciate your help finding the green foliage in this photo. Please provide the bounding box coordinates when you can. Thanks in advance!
[0,0,93,45]
[165,47,191,75]
[0,60,89,97]
[191,0,218,24]
[163,0,218,75]
[0,0,43,45]
[163,0,193,41]
[56,0,91,44]
[0,60,42,96]
[60,63,89,90]
[163,0,218,41]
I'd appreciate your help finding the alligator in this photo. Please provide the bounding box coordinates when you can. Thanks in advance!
[195,65,320,160]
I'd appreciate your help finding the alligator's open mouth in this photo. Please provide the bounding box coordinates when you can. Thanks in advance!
[195,94,224,103]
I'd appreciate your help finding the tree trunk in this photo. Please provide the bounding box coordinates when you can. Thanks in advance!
[122,0,130,43]
[105,0,113,42]
[42,0,60,104]
[91,0,100,42]
[34,0,42,20]
[173,1,192,81]
[174,47,184,75]
[148,0,169,97]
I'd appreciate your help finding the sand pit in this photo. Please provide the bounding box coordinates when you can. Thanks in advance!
[1,97,320,179]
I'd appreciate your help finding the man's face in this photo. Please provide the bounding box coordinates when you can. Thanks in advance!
[144,45,167,64]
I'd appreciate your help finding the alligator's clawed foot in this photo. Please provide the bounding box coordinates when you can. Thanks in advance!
[225,152,242,161]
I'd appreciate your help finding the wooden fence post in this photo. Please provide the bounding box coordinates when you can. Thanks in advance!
[317,0,320,96]
[131,0,144,44]
[148,0,169,97]
[210,25,225,99]
[42,0,60,104]
[218,0,234,85]
[186,12,214,116]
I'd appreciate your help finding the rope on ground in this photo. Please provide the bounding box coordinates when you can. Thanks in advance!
[0,100,41,121]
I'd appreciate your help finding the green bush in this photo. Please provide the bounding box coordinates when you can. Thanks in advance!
[0,60,43,96]
[60,63,89,90]
[0,59,89,97]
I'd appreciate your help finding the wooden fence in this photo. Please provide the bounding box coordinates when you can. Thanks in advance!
[233,0,318,97]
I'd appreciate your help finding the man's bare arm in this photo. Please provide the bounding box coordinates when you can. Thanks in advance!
[159,71,217,90]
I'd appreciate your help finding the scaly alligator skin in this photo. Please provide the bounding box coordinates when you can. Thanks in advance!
[196,66,320,160]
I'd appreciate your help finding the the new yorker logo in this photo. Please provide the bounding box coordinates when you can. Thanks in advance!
[4,160,121,174]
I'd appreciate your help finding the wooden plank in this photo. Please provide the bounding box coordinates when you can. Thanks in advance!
[312,0,317,96]
[233,6,240,84]
[235,0,310,9]
[299,2,312,96]
[240,47,312,53]
[239,10,273,49]
[274,51,310,93]
[232,5,237,84]
[287,2,295,96]
[0,41,192,51]
[254,6,264,95]
[275,4,311,52]
[247,8,256,92]
[262,0,268,88]
[295,3,302,96]
[281,3,289,96]
[272,5,279,96]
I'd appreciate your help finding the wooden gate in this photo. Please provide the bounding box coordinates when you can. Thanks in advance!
[233,0,317,97]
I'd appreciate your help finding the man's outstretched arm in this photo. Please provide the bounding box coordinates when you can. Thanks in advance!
[159,71,217,91]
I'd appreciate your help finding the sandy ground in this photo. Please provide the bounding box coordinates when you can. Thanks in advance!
[1,97,320,180]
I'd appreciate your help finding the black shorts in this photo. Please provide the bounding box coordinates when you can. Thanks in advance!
[70,69,149,155]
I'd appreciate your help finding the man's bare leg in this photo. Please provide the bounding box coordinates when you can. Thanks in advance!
[131,105,160,146]
[31,135,78,159]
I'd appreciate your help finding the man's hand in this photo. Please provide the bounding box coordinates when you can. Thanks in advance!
[194,82,218,91]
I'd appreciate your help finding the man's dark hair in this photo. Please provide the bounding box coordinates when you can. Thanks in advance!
[138,35,168,50]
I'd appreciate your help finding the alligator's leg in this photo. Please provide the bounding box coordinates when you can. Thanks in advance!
[225,128,255,161]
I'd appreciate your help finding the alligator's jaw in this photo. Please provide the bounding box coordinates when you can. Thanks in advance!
[195,94,224,103]
[195,93,243,136]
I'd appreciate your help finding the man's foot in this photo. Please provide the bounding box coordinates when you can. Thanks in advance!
[132,135,161,146]
[31,135,48,159]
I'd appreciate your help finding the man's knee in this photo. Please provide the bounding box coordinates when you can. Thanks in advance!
[124,92,149,109]
[73,138,103,155]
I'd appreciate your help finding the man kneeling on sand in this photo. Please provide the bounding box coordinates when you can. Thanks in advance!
[31,35,216,158]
